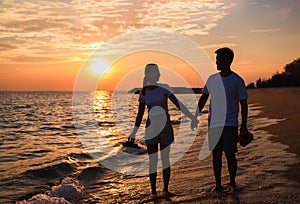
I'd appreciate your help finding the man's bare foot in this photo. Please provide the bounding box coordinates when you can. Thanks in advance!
[163,190,171,200]
[211,185,224,192]
[151,193,158,200]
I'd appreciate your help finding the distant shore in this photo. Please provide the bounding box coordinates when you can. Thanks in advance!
[128,87,203,94]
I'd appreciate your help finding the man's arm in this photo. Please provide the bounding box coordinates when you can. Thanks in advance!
[191,93,209,130]
[240,99,248,135]
[195,93,209,118]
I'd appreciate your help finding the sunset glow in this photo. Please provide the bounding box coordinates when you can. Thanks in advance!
[0,0,299,91]
[91,59,110,75]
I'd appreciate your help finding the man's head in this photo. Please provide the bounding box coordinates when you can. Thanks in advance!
[215,47,234,71]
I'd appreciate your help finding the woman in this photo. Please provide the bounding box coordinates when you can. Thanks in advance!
[129,63,197,200]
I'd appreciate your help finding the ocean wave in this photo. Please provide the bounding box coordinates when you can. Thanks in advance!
[76,166,105,185]
[31,149,53,154]
[69,152,93,160]
[39,127,62,131]
[17,164,107,203]
[17,177,84,204]
[13,105,31,109]
[97,121,115,127]
[61,125,76,130]
[23,162,76,181]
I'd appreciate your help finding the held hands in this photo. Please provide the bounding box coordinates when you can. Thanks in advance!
[191,116,199,130]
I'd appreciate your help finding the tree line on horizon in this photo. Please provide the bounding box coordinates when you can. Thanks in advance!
[247,58,300,88]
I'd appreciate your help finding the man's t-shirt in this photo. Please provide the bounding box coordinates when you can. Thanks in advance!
[203,72,248,128]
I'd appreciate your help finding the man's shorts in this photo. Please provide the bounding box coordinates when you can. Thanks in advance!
[208,126,238,153]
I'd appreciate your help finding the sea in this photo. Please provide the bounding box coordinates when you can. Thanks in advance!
[0,91,207,203]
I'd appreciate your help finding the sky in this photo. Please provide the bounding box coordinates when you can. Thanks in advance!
[0,0,299,91]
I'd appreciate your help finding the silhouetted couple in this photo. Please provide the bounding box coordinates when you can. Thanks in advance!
[129,47,248,200]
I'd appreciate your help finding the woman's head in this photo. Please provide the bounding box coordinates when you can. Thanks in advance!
[143,63,160,86]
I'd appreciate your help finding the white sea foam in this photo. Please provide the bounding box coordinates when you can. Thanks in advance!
[17,177,84,204]
[17,194,70,204]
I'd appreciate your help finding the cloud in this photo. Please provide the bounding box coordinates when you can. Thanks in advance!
[201,43,238,49]
[221,35,238,39]
[0,0,235,64]
[0,40,18,51]
[246,0,270,8]
[250,29,280,33]
[138,1,235,35]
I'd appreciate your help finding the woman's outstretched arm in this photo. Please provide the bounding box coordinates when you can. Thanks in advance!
[168,94,197,124]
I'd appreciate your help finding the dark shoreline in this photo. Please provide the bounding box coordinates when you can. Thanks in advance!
[248,87,300,184]
[128,87,203,94]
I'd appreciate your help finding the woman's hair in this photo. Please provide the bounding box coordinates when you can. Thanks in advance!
[142,63,160,95]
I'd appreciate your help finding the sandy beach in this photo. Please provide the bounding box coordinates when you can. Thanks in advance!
[248,87,300,185]
[78,87,300,204]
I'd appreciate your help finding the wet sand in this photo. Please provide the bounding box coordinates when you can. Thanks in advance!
[247,87,300,184]
[82,87,300,204]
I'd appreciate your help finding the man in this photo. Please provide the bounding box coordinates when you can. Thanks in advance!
[192,47,248,191]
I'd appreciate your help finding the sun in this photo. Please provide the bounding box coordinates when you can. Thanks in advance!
[91,59,110,75]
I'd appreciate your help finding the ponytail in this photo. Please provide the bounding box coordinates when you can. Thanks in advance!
[142,76,148,95]
[142,63,159,95]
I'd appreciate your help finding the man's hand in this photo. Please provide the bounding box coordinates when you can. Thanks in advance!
[191,117,199,130]
[240,125,248,136]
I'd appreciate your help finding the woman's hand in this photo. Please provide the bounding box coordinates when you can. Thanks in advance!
[128,134,135,143]
[128,126,138,142]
